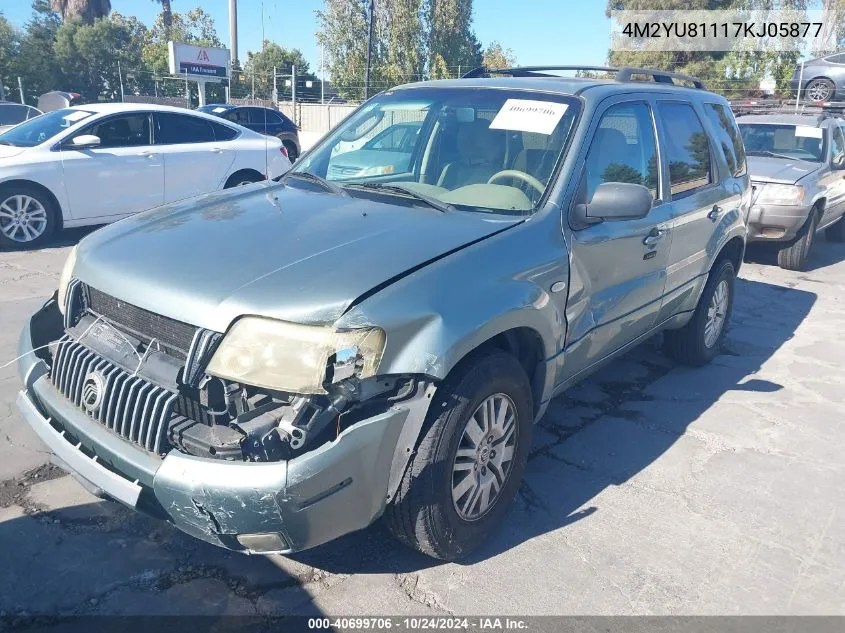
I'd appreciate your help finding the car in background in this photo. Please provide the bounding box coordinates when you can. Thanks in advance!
[0,103,290,248]
[0,102,42,134]
[789,54,845,102]
[738,111,845,270]
[327,121,422,179]
[198,104,301,161]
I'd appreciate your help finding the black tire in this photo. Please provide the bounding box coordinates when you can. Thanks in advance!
[224,171,263,188]
[282,140,298,162]
[805,77,835,102]
[385,351,533,560]
[0,184,58,249]
[825,215,845,242]
[777,210,817,271]
[664,258,735,367]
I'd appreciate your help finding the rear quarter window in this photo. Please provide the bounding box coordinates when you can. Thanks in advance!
[704,103,747,178]
[657,102,714,199]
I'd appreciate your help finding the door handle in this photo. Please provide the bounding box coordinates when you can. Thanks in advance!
[642,228,666,247]
[210,147,226,154]
[707,205,723,221]
[140,151,157,158]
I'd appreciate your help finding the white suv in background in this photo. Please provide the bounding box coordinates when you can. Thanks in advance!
[0,103,291,248]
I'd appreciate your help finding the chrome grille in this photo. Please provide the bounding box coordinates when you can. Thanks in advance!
[50,336,178,454]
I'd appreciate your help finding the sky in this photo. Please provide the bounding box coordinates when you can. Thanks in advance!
[2,0,612,76]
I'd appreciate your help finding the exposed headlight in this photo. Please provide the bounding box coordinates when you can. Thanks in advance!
[56,245,78,315]
[754,183,805,205]
[206,317,386,394]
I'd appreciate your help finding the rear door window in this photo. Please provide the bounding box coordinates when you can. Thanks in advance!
[657,102,714,198]
[704,103,746,177]
[584,101,659,201]
[155,113,216,144]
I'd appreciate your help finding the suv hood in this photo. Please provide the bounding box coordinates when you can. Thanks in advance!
[747,155,822,184]
[76,182,522,332]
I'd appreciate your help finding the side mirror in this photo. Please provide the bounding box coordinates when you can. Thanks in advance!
[574,182,653,227]
[833,153,845,169]
[70,134,101,149]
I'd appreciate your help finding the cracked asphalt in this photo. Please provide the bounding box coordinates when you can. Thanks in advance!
[1,230,844,618]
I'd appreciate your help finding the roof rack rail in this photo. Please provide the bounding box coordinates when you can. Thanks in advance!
[461,65,706,89]
[729,98,845,117]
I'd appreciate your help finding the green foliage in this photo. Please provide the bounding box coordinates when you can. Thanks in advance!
[318,0,482,100]
[481,41,517,69]
[242,40,319,100]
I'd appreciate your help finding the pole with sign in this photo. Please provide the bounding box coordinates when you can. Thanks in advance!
[169,41,231,108]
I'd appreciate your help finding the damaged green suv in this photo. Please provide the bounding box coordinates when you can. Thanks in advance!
[16,67,749,560]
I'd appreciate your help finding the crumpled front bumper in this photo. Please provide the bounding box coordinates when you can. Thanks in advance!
[746,202,811,242]
[15,316,410,554]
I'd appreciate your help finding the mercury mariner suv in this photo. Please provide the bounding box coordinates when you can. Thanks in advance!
[16,66,749,560]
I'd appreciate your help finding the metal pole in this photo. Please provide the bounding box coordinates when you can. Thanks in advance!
[18,77,25,103]
[117,60,125,102]
[0,77,5,101]
[273,65,277,103]
[291,65,296,124]
[795,60,805,111]
[185,71,190,108]
[321,43,325,104]
[364,0,375,99]
[229,0,239,67]
[251,69,255,100]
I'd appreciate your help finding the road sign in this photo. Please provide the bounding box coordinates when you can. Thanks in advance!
[168,42,230,82]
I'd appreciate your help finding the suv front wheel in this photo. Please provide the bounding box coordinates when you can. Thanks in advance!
[664,258,736,366]
[385,351,532,560]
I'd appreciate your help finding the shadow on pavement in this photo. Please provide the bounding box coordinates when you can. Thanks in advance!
[0,226,101,253]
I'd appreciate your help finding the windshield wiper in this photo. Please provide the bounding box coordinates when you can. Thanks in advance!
[284,171,349,197]
[0,141,16,146]
[344,182,454,213]
[747,150,800,161]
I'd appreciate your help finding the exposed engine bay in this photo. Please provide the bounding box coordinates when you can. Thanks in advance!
[38,284,420,463]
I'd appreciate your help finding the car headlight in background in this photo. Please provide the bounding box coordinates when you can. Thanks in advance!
[56,245,79,315]
[206,317,386,394]
[754,183,805,206]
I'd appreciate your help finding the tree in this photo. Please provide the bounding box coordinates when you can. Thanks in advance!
[425,0,481,79]
[0,15,22,99]
[50,0,111,23]
[482,41,516,69]
[53,12,147,102]
[17,0,64,104]
[151,0,173,36]
[316,0,378,100]
[243,41,319,100]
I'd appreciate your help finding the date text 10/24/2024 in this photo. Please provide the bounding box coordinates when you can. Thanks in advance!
[307,617,530,630]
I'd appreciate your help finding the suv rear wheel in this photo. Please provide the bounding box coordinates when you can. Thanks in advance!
[664,258,735,366]
[385,351,532,560]
[778,210,818,271]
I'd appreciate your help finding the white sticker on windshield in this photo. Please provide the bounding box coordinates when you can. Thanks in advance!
[489,99,568,135]
[212,107,228,113]
[62,110,92,123]
[795,125,823,139]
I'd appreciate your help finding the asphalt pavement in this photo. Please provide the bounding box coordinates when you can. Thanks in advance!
[1,231,843,617]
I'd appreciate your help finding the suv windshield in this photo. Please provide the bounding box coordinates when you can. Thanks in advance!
[293,88,580,212]
[0,108,95,147]
[739,123,825,162]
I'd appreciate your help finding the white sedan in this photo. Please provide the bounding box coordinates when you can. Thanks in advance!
[0,103,291,247]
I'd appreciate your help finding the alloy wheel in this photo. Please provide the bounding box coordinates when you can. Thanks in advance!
[704,279,729,348]
[807,80,832,102]
[0,194,48,243]
[451,393,518,521]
